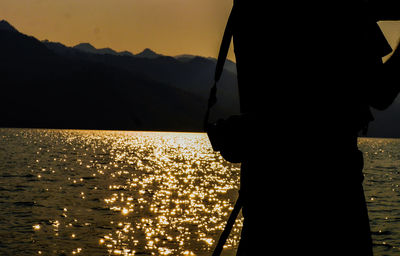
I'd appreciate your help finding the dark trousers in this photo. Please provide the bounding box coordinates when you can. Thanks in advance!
[237,149,373,255]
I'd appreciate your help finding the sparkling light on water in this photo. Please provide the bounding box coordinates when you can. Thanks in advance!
[0,129,241,256]
[1,129,400,255]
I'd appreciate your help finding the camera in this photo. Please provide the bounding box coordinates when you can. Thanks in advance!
[206,120,226,152]
[206,116,245,163]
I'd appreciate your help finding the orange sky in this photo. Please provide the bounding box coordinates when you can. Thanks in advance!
[1,0,400,61]
[0,0,234,59]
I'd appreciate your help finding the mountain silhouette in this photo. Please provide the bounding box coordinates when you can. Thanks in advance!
[42,39,240,115]
[175,54,237,74]
[367,43,400,138]
[0,21,238,131]
[1,20,398,136]
[73,42,134,57]
[0,20,17,32]
[72,43,166,59]
[136,48,161,59]
[73,42,98,53]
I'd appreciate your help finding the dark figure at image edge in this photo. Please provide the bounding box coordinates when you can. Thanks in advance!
[208,0,400,255]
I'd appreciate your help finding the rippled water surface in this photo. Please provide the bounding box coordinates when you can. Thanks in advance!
[1,129,400,255]
[359,138,400,255]
[0,129,241,256]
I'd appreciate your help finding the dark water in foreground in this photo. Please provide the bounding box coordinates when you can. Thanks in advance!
[0,129,399,255]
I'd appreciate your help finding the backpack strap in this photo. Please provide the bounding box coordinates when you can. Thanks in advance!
[203,5,236,131]
[208,4,243,256]
[212,195,242,256]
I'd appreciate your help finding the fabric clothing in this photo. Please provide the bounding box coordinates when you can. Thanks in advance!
[228,0,400,255]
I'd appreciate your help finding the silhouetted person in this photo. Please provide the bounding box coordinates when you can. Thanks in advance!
[217,0,400,255]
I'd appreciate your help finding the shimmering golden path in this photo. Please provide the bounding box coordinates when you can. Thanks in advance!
[28,130,242,255]
[1,129,400,255]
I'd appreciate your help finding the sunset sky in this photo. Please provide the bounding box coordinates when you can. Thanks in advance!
[0,0,234,59]
[1,0,400,61]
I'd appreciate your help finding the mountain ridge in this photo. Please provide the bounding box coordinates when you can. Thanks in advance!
[0,20,239,132]
[0,20,17,32]
[41,37,240,114]
[1,20,400,137]
[52,40,237,68]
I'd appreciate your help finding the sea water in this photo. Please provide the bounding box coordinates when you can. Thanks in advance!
[0,128,399,256]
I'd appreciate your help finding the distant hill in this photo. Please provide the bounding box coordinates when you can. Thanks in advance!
[369,103,400,138]
[136,48,161,59]
[2,20,400,137]
[0,20,17,32]
[73,42,135,57]
[72,43,160,58]
[175,54,237,74]
[41,39,239,116]
[0,21,239,132]
[367,45,400,138]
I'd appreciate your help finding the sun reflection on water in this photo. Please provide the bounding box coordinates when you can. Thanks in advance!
[4,130,241,255]
[97,132,242,255]
[4,129,400,255]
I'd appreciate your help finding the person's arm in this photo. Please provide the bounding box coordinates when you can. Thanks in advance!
[369,0,400,21]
